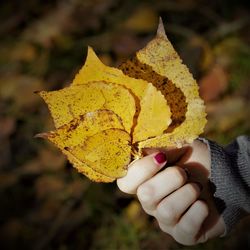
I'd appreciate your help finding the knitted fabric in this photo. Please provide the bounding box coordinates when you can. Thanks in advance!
[204,136,250,235]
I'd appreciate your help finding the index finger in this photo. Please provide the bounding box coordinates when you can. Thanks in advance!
[117,152,167,194]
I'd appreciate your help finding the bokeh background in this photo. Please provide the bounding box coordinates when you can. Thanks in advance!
[0,0,250,249]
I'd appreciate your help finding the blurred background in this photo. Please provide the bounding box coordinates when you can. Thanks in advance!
[0,0,250,249]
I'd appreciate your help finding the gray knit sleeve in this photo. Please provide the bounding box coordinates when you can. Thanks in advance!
[206,135,250,235]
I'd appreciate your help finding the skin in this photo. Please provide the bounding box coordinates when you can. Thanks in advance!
[117,140,226,246]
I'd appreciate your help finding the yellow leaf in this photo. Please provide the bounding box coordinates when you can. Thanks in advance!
[36,110,125,182]
[132,83,171,143]
[136,19,206,151]
[73,47,148,99]
[67,129,131,178]
[66,149,115,183]
[119,56,187,133]
[36,110,125,148]
[38,81,135,133]
[36,18,207,182]
[73,47,171,145]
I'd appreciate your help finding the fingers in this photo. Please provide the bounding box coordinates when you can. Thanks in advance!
[137,167,188,212]
[155,183,201,225]
[173,200,209,245]
[116,147,215,246]
[140,178,205,246]
[117,152,167,194]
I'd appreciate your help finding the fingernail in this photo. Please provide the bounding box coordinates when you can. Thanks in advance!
[194,182,203,191]
[154,152,167,165]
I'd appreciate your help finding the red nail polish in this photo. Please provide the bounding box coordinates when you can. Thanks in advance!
[154,152,167,164]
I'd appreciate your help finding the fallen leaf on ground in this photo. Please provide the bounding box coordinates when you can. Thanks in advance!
[122,7,158,33]
[205,97,249,133]
[0,75,44,110]
[199,64,228,102]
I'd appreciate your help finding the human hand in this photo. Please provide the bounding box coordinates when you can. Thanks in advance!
[117,140,226,245]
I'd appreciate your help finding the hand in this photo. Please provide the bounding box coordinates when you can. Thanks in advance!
[117,140,226,245]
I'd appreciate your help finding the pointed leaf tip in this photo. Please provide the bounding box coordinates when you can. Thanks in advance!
[157,17,167,38]
[87,45,94,53]
[86,45,104,65]
[34,132,50,139]
[87,46,98,57]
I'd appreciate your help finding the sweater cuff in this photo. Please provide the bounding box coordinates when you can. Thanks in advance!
[204,139,248,236]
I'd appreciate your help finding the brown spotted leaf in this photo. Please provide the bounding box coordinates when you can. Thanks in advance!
[36,18,206,182]
[135,19,206,151]
[72,47,171,142]
[66,129,131,178]
[35,110,128,182]
[38,81,135,133]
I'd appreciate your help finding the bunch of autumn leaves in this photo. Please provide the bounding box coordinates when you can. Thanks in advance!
[36,21,206,182]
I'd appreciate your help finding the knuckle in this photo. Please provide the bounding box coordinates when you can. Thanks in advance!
[137,184,156,211]
[137,185,144,200]
[157,203,176,224]
[177,221,194,236]
[169,167,187,185]
[186,183,200,198]
[196,200,209,216]
[142,207,154,216]
[197,233,209,244]
[158,222,170,234]
[137,184,154,203]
